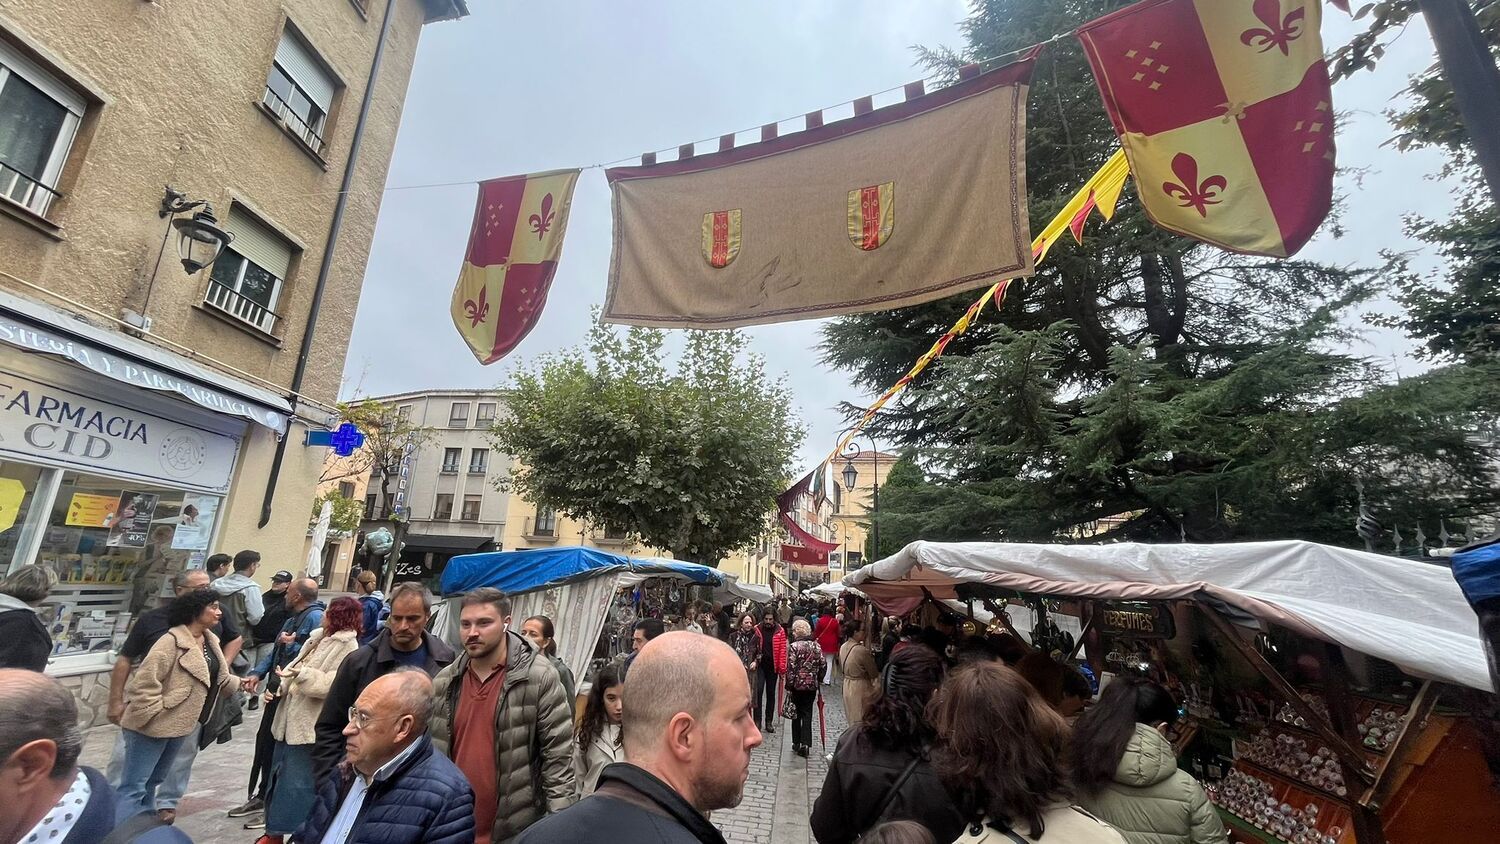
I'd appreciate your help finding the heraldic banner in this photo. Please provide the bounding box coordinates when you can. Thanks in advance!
[603,59,1037,329]
[450,169,580,364]
[1078,0,1334,258]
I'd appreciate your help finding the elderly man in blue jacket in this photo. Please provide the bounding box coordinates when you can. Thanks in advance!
[294,669,474,844]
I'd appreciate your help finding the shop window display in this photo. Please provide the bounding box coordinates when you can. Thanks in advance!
[30,471,219,656]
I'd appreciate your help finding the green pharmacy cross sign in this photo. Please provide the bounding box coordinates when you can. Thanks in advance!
[305,422,365,457]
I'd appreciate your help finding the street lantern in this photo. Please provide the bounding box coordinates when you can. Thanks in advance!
[841,459,858,493]
[160,187,233,274]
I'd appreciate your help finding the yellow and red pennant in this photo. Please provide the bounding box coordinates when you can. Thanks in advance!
[451,169,580,365]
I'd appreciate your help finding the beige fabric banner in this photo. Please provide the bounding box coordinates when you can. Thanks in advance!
[603,60,1036,328]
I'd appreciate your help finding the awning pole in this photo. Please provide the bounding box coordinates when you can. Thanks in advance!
[1360,679,1441,811]
[1322,644,1388,844]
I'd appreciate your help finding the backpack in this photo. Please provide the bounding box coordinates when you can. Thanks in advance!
[358,595,388,644]
[787,641,821,691]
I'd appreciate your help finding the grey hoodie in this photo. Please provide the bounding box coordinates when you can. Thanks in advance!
[212,572,265,625]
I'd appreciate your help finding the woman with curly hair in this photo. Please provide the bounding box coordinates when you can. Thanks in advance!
[260,595,364,840]
[932,663,1125,844]
[573,662,625,797]
[810,645,962,844]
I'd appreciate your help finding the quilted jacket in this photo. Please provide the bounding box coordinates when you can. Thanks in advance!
[429,630,577,843]
[272,627,360,746]
[293,734,474,844]
[121,626,238,738]
[1077,724,1228,844]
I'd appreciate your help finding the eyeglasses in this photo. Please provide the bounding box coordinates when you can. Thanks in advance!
[346,706,400,730]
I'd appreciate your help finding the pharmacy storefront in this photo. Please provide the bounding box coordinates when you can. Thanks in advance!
[0,292,290,721]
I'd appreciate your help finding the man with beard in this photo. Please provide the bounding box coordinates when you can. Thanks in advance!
[311,582,456,783]
[428,588,574,844]
[518,632,763,844]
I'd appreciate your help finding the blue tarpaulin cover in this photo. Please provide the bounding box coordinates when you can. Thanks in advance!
[440,547,724,596]
[1452,539,1500,605]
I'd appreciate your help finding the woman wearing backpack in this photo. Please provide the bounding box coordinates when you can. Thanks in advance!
[785,618,825,757]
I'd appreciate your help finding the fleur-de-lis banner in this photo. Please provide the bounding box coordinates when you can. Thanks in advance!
[450,169,580,364]
[1078,0,1334,257]
[602,58,1037,328]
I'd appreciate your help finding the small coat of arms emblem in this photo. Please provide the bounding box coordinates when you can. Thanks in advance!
[848,182,894,251]
[702,209,741,268]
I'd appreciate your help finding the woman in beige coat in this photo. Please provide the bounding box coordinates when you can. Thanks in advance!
[263,595,363,838]
[119,588,240,812]
[838,621,879,725]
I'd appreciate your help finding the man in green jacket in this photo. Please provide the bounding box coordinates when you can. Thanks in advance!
[429,587,576,844]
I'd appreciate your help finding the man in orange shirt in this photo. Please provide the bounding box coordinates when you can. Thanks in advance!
[429,588,575,843]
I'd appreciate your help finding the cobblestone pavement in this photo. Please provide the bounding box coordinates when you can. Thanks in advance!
[79,680,853,844]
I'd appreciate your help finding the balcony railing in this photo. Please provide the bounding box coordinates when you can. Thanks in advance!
[523,516,557,540]
[0,160,62,218]
[261,86,326,155]
[204,282,280,335]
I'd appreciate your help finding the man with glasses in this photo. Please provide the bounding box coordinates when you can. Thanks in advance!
[293,669,473,844]
[312,582,456,783]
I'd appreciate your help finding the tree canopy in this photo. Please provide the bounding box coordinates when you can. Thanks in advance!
[822,0,1500,548]
[491,321,804,565]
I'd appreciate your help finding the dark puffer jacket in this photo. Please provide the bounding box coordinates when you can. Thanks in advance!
[429,631,576,843]
[293,734,474,844]
[312,628,457,781]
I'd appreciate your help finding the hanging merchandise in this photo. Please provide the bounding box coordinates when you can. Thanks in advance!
[602,58,1039,329]
[450,169,581,364]
[1077,0,1335,257]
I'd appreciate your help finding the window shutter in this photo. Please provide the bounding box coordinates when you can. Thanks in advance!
[273,29,336,112]
[226,207,294,280]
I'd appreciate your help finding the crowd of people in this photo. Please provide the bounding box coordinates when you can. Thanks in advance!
[0,566,1229,844]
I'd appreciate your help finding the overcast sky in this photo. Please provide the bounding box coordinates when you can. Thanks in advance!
[342,2,1458,471]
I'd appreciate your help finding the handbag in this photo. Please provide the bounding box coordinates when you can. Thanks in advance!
[781,693,798,720]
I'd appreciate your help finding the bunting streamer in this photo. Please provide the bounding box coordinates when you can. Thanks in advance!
[824,149,1131,469]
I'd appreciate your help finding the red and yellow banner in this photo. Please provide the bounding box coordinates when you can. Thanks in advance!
[451,169,580,364]
[1078,0,1334,257]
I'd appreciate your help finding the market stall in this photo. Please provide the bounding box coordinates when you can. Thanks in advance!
[843,539,1500,844]
[437,547,726,684]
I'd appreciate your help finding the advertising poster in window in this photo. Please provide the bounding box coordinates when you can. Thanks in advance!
[104,491,159,547]
[171,494,218,550]
[66,492,120,528]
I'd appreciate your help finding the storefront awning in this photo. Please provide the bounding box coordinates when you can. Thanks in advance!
[0,289,292,433]
[404,533,498,555]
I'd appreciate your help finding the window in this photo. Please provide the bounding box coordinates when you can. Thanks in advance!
[448,402,469,427]
[847,551,863,567]
[263,28,335,154]
[460,494,481,522]
[364,493,377,517]
[440,448,460,473]
[0,40,84,217]
[475,403,496,427]
[602,524,627,541]
[397,405,411,420]
[337,481,355,499]
[533,507,556,537]
[468,448,487,474]
[206,207,293,335]
[433,493,453,520]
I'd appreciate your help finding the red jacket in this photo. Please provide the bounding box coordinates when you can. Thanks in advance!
[753,625,789,674]
[815,615,841,654]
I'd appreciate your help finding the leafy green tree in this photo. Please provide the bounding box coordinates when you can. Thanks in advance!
[311,490,364,534]
[491,322,804,565]
[822,0,1500,545]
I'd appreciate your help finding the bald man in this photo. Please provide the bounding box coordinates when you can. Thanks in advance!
[294,669,474,844]
[518,632,763,844]
[0,669,188,843]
